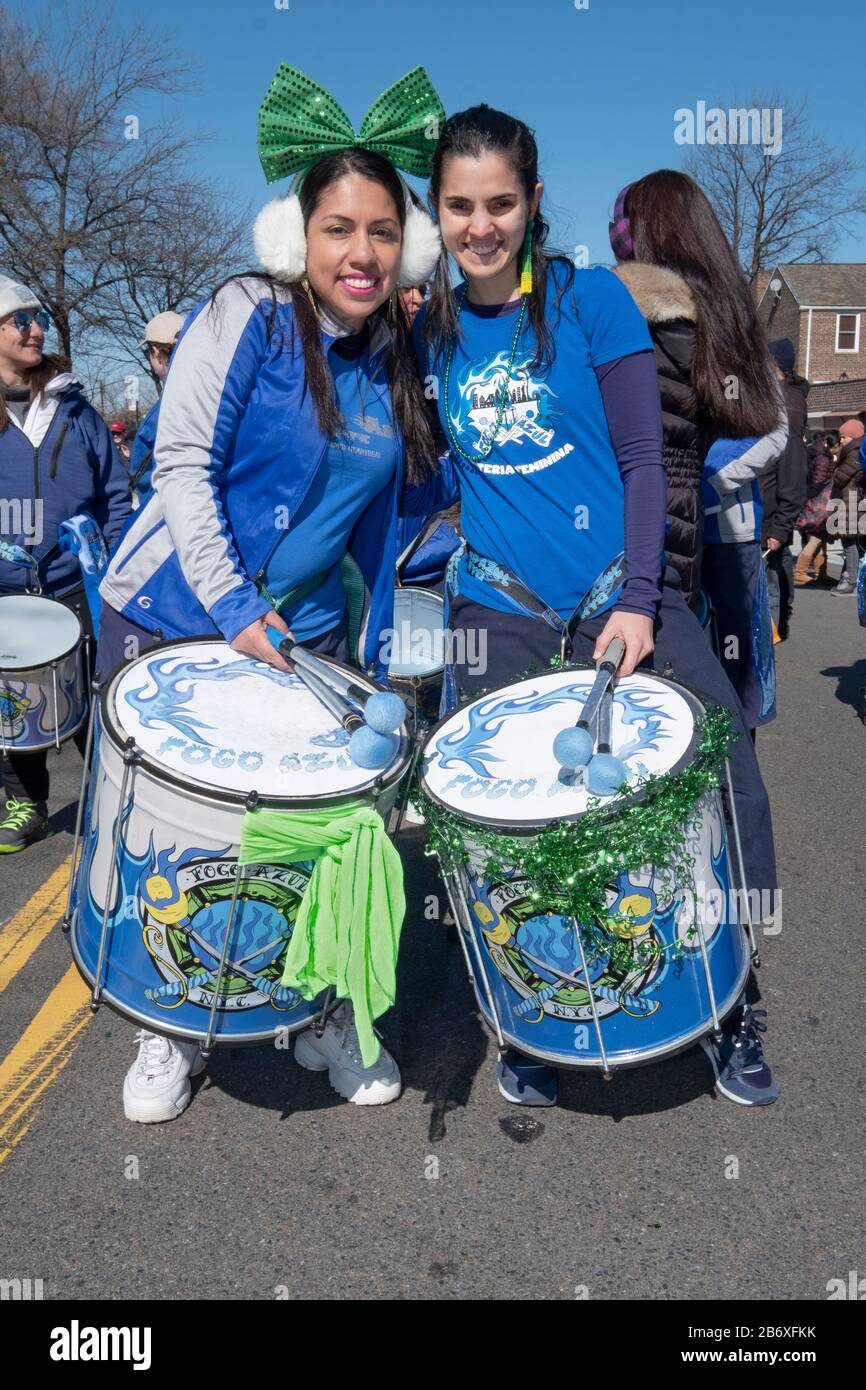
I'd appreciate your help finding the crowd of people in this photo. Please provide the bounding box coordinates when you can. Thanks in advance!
[1,62,863,1124]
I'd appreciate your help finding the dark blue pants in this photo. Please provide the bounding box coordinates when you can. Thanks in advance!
[702,542,776,730]
[449,571,777,898]
[765,546,794,632]
[1,584,93,805]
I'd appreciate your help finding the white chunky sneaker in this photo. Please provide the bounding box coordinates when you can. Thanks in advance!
[123,1029,207,1123]
[293,1001,401,1105]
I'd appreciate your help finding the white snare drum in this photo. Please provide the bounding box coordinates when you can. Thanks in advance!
[0,594,88,752]
[69,639,412,1045]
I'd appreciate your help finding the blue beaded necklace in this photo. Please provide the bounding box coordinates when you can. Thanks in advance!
[443,283,528,464]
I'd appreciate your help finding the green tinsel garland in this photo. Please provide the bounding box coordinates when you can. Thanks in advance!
[412,705,735,951]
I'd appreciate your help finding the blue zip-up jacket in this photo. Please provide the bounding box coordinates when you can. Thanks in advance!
[129,399,160,507]
[100,278,455,679]
[701,395,788,544]
[0,378,131,596]
[397,513,460,585]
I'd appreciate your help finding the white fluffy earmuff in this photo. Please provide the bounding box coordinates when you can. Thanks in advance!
[252,192,441,288]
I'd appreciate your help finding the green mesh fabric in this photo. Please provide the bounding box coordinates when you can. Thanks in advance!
[258,64,445,184]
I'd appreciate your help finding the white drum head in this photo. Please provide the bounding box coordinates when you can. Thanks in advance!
[0,594,82,670]
[107,640,408,802]
[422,668,701,826]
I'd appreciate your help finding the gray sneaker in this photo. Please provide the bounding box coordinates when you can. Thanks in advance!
[832,577,856,595]
[294,1002,401,1105]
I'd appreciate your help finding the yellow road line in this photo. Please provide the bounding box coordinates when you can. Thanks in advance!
[0,855,73,995]
[0,964,91,1168]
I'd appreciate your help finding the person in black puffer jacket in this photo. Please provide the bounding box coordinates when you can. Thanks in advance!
[829,420,865,595]
[611,260,706,609]
[761,339,808,636]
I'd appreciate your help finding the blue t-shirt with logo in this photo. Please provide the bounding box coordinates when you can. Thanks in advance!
[418,264,652,620]
[265,338,397,640]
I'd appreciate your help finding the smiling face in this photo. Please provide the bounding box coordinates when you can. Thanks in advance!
[0,311,44,384]
[304,172,403,331]
[437,151,543,304]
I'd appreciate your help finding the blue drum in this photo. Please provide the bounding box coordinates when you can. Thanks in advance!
[0,594,88,753]
[420,666,749,1071]
[68,639,411,1045]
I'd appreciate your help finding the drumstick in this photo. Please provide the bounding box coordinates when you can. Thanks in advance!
[264,627,364,732]
[290,647,406,731]
[553,637,625,770]
[265,627,399,768]
[268,631,407,734]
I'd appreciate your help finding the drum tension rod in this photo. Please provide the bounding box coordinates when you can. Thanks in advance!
[62,677,102,934]
[91,738,139,1015]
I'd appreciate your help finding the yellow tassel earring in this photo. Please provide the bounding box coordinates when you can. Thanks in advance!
[520,217,535,295]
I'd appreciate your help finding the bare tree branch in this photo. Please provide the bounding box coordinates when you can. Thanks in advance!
[0,0,247,384]
[683,94,866,279]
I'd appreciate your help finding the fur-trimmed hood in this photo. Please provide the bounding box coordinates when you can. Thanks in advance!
[612,261,697,324]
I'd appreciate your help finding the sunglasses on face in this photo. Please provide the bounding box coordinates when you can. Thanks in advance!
[11,309,50,334]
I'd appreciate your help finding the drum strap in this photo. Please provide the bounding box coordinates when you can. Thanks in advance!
[257,569,331,615]
[455,544,627,661]
[459,544,565,634]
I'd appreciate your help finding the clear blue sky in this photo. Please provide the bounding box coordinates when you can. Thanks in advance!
[88,0,866,264]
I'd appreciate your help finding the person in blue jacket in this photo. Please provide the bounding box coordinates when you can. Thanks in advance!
[128,311,186,508]
[0,276,131,853]
[97,64,450,1121]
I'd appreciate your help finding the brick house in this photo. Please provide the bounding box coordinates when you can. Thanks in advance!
[755,264,866,430]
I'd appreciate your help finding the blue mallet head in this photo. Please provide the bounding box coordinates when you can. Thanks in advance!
[553,725,594,770]
[364,691,406,735]
[348,725,399,770]
[586,753,629,797]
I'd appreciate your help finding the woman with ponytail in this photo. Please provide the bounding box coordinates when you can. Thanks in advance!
[416,106,778,1110]
[98,65,449,1122]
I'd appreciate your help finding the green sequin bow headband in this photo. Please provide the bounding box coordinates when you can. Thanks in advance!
[258,64,445,185]
[253,64,445,286]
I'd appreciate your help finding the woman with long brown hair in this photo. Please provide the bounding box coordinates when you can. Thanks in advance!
[609,171,788,730]
[97,65,449,1122]
[417,109,779,1109]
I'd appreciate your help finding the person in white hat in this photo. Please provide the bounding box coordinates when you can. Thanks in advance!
[128,310,186,507]
[0,275,131,851]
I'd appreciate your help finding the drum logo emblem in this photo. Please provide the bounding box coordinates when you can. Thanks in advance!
[0,686,31,735]
[471,875,668,1023]
[137,847,310,1013]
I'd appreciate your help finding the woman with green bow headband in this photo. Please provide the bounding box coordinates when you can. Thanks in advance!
[97,65,456,1123]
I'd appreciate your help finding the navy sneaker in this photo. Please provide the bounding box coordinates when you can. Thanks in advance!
[700,1005,778,1106]
[496,1048,558,1107]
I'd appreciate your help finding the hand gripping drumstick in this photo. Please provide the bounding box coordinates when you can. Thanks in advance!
[265,627,402,769]
[553,637,625,771]
[290,646,407,734]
